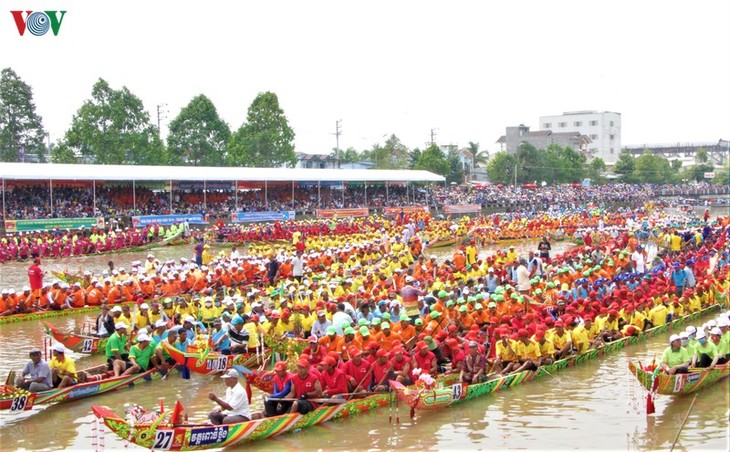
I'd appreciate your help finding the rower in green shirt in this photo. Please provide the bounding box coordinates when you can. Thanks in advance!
[660,334,691,375]
[123,334,160,376]
[691,330,719,368]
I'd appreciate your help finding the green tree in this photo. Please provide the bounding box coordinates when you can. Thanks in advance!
[516,142,544,183]
[50,142,78,163]
[634,151,674,183]
[587,157,607,184]
[227,92,296,167]
[446,148,465,184]
[415,144,449,175]
[0,68,46,162]
[62,79,165,164]
[364,134,409,169]
[671,159,683,173]
[409,147,422,169]
[694,148,709,164]
[486,151,517,184]
[331,146,360,166]
[167,95,230,166]
[613,151,636,182]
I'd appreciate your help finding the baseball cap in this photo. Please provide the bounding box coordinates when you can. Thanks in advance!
[221,369,239,379]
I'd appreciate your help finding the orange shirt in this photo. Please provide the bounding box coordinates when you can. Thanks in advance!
[394,323,416,343]
[375,330,403,351]
[70,289,86,308]
[86,288,103,306]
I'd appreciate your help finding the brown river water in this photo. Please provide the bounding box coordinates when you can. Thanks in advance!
[0,238,728,451]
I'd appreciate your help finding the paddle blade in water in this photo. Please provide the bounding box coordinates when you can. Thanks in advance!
[646,393,655,415]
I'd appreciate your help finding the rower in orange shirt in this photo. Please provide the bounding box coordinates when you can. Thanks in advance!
[374,322,403,351]
[86,283,104,306]
[393,315,416,344]
[69,283,87,308]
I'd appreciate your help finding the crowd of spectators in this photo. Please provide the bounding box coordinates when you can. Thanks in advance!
[1,182,727,222]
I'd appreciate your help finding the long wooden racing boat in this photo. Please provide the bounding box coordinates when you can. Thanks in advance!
[20,231,186,267]
[390,303,723,414]
[628,361,730,395]
[161,342,266,375]
[44,321,108,354]
[426,236,458,249]
[0,304,125,326]
[92,304,722,448]
[0,365,169,413]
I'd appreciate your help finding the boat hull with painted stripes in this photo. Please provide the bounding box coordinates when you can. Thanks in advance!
[628,361,729,395]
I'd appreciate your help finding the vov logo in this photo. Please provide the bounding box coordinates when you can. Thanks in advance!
[11,10,67,36]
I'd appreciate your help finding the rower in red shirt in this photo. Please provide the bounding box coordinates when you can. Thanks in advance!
[287,358,322,415]
[412,340,438,375]
[370,349,393,392]
[343,347,370,393]
[319,356,348,397]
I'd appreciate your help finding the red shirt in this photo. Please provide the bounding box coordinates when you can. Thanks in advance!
[319,368,348,395]
[371,359,391,385]
[27,264,44,290]
[291,371,320,408]
[413,350,437,374]
[344,358,370,382]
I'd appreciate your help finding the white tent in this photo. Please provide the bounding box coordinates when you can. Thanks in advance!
[0,163,445,182]
[0,163,443,216]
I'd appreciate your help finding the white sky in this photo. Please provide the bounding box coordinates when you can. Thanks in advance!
[3,0,729,156]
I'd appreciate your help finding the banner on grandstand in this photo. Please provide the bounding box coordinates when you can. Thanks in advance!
[5,217,104,232]
[383,207,430,215]
[131,214,205,227]
[443,204,481,214]
[316,208,369,219]
[230,211,295,223]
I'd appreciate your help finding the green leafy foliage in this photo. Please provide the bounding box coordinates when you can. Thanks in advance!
[227,92,296,168]
[167,95,230,166]
[415,144,449,176]
[0,68,46,162]
[486,151,517,184]
[61,79,165,165]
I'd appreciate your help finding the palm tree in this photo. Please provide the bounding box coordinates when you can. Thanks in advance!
[468,141,490,168]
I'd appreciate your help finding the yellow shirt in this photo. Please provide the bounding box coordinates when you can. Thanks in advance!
[648,305,669,327]
[116,314,131,327]
[134,312,150,329]
[50,356,77,379]
[496,339,517,362]
[536,338,556,357]
[548,330,572,349]
[243,323,260,348]
[513,339,542,360]
[570,327,590,354]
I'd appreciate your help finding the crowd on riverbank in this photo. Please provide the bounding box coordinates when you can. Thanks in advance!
[2,182,727,221]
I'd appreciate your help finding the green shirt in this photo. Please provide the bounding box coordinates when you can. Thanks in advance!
[661,346,691,368]
[693,341,717,359]
[129,344,155,370]
[719,333,730,356]
[105,332,128,359]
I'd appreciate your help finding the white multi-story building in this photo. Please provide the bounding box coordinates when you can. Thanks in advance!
[539,111,621,164]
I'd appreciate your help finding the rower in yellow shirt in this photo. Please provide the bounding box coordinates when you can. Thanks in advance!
[49,344,77,388]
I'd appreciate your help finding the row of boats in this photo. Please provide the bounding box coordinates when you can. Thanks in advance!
[2,301,725,449]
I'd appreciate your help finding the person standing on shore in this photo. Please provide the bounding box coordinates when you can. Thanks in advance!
[27,258,44,307]
[194,238,204,267]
